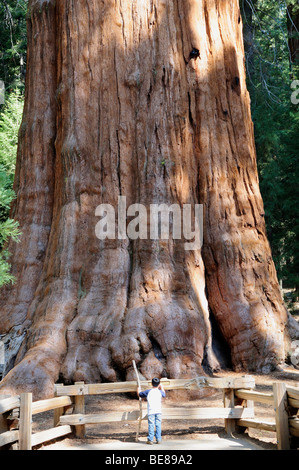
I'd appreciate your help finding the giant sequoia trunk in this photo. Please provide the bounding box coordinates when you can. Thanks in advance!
[0,0,297,399]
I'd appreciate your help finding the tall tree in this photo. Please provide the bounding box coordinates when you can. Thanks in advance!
[0,0,298,399]
[0,89,23,287]
[241,0,256,71]
[0,0,27,90]
[241,0,299,291]
[287,0,299,68]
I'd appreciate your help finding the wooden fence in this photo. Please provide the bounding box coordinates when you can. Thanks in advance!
[0,393,73,450]
[0,375,298,450]
[235,382,299,450]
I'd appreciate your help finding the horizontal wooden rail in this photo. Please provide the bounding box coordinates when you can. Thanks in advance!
[0,430,19,448]
[32,396,73,415]
[288,397,299,409]
[55,376,255,397]
[286,386,299,409]
[286,385,299,400]
[234,389,274,405]
[154,407,255,420]
[60,409,143,425]
[60,406,254,426]
[289,418,299,438]
[0,396,20,414]
[31,425,72,447]
[237,419,276,433]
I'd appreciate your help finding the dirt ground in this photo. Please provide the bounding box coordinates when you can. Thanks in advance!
[32,366,299,451]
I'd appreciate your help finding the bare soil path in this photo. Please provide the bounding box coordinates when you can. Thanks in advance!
[39,434,263,451]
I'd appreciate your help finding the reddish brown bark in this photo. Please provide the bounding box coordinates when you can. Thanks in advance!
[0,0,297,399]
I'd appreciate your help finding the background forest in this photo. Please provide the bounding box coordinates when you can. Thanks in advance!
[0,0,298,307]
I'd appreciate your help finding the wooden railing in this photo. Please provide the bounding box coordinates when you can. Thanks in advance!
[235,382,299,450]
[0,375,298,450]
[54,376,255,440]
[0,395,20,448]
[0,392,73,450]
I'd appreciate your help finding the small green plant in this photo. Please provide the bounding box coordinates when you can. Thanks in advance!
[0,89,23,287]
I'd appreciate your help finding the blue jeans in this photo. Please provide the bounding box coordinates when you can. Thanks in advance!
[147,413,162,442]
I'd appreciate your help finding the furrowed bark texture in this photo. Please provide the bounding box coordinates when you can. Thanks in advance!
[0,0,295,399]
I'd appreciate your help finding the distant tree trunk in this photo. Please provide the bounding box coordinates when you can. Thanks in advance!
[287,1,299,68]
[241,0,255,72]
[0,0,297,399]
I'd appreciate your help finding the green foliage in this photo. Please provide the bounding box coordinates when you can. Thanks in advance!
[0,1,26,287]
[0,89,23,287]
[242,0,299,289]
[0,89,23,173]
[0,0,27,91]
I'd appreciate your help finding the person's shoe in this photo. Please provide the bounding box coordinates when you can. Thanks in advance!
[156,440,162,444]
[147,440,154,445]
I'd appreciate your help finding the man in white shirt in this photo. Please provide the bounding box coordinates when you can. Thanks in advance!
[137,377,166,444]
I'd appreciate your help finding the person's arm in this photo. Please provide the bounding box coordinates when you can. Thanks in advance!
[138,388,150,399]
[158,383,166,397]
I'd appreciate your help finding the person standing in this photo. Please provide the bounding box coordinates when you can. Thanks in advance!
[137,377,166,444]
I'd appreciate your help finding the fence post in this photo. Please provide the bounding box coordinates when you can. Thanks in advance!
[273,382,290,450]
[19,393,32,450]
[223,388,236,435]
[54,384,65,428]
[73,382,85,438]
[133,360,143,442]
[0,395,10,437]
